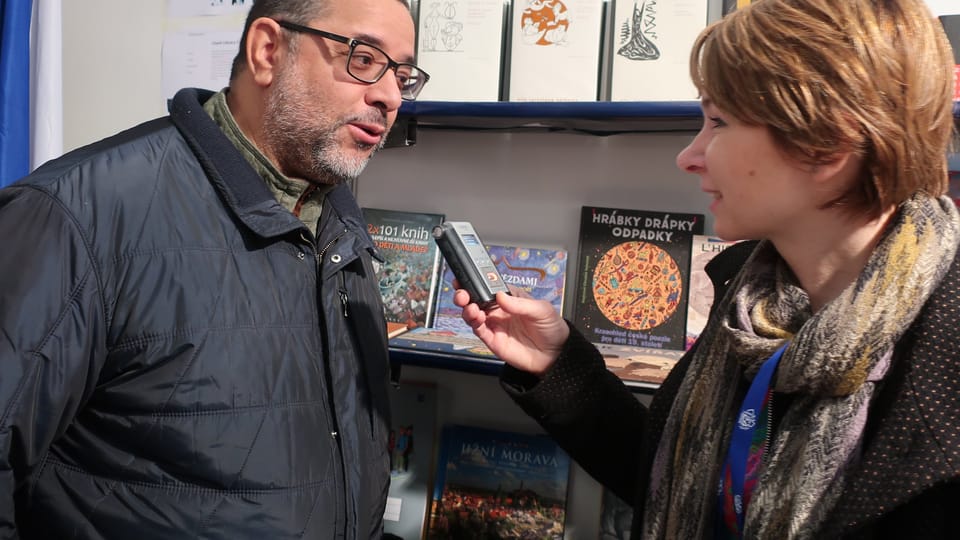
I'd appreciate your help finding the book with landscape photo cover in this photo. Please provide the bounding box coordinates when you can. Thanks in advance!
[426,424,570,539]
[363,208,445,331]
[384,382,439,540]
[572,206,704,385]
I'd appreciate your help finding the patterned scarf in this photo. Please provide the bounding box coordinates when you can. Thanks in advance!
[642,194,959,539]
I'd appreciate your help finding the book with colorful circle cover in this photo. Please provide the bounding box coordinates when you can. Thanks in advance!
[572,205,704,386]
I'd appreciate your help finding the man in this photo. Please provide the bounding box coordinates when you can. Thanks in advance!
[0,0,428,537]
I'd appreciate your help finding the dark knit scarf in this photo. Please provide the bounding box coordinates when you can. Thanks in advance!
[642,194,960,539]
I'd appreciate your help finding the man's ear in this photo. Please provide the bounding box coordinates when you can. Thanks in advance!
[245,17,286,87]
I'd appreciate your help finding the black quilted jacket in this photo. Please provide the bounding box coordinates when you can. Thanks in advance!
[503,240,960,539]
[0,89,392,539]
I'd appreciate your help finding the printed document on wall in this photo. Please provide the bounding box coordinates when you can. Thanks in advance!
[609,0,708,101]
[417,0,506,101]
[162,30,241,102]
[168,0,251,18]
[507,0,605,101]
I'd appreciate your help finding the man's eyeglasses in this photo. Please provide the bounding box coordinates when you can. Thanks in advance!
[276,20,430,101]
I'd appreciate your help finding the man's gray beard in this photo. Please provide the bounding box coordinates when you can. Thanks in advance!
[262,72,386,184]
[309,127,386,183]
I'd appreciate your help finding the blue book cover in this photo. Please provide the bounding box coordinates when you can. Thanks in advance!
[432,243,568,333]
[426,424,570,539]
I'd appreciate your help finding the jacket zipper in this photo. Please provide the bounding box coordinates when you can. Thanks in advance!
[318,229,349,318]
[313,227,354,538]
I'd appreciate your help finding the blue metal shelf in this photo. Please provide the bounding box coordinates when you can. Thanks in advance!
[399,100,960,133]
[390,347,505,376]
[400,100,702,118]
[389,346,658,394]
[398,100,704,133]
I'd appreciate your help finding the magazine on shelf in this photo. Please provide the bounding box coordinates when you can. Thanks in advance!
[384,381,440,540]
[363,207,445,330]
[507,0,606,101]
[941,15,960,100]
[416,0,507,101]
[433,243,568,333]
[596,342,684,388]
[685,235,740,350]
[608,0,708,101]
[425,424,570,539]
[389,326,497,361]
[571,206,704,383]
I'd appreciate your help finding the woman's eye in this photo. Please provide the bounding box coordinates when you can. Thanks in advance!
[708,116,726,128]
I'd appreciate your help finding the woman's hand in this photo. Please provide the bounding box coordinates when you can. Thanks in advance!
[454,289,569,376]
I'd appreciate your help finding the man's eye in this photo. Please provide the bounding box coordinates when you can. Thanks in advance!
[353,53,375,66]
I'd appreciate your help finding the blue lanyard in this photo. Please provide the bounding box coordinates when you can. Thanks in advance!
[719,342,788,537]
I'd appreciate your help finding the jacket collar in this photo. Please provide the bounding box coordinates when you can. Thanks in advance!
[167,88,374,254]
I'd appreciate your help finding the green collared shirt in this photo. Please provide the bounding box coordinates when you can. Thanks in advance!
[203,89,330,234]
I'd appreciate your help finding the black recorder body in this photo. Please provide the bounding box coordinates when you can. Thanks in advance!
[431,221,511,310]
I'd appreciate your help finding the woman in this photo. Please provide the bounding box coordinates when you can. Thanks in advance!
[454,0,960,538]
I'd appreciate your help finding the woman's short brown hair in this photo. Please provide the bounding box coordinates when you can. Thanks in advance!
[690,0,956,216]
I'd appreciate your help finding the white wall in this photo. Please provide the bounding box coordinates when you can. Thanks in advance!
[62,1,246,152]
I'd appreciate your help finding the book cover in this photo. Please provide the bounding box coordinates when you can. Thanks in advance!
[416,0,507,101]
[389,326,498,361]
[608,0,708,101]
[940,15,960,100]
[721,0,757,15]
[507,0,606,101]
[363,208,445,330]
[426,424,570,539]
[388,321,412,339]
[595,342,683,388]
[597,488,633,540]
[949,168,960,207]
[384,382,440,540]
[685,235,740,350]
[433,243,568,333]
[572,206,705,356]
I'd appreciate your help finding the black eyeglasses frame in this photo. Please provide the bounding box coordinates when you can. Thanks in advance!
[275,19,429,101]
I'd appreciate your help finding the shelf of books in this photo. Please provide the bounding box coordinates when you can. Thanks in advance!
[367,203,747,395]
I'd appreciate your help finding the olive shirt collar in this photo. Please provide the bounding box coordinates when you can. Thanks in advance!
[202,89,330,235]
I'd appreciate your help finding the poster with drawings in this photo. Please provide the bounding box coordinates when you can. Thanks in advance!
[609,0,708,101]
[507,0,605,101]
[416,0,507,101]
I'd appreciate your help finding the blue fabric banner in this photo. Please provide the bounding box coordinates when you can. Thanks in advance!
[0,0,33,187]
